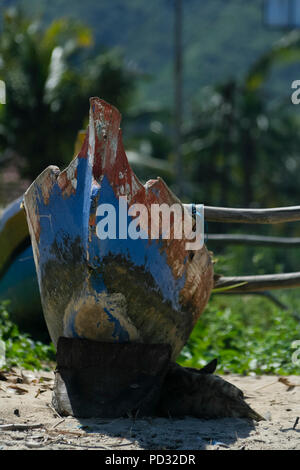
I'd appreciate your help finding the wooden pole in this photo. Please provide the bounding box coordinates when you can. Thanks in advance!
[214,272,300,292]
[203,205,300,224]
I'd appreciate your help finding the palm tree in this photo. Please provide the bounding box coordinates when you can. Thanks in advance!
[0,8,136,179]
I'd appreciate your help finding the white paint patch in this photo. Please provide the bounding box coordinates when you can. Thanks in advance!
[66,159,78,190]
[125,183,131,195]
[131,176,141,195]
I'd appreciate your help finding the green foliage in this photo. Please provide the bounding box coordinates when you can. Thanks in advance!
[0,300,55,370]
[184,73,300,210]
[1,2,300,377]
[13,0,285,108]
[207,241,300,278]
[178,28,300,212]
[195,243,300,376]
[0,7,136,179]
[177,292,300,375]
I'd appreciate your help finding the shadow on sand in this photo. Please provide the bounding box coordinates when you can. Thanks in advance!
[70,414,257,450]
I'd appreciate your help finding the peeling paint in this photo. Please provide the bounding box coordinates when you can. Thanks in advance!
[23,98,214,359]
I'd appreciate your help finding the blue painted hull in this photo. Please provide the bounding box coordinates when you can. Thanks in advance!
[24,98,214,359]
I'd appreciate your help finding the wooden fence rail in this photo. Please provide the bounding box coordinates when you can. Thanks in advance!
[204,205,300,224]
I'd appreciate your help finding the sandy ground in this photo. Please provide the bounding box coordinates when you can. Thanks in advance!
[0,368,299,451]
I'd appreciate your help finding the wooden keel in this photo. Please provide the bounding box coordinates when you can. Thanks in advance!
[52,337,262,421]
[53,337,171,418]
[23,98,214,361]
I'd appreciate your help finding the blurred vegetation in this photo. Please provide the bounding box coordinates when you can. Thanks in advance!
[0,8,136,179]
[0,4,300,374]
[182,31,300,278]
[177,291,300,375]
[9,0,288,108]
[1,290,299,375]
[183,31,300,210]
[0,300,55,370]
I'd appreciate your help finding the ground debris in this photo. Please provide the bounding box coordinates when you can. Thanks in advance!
[0,423,44,431]
[278,377,300,391]
[21,370,38,385]
[0,373,299,450]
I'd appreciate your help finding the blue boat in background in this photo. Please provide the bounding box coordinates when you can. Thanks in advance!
[0,196,46,338]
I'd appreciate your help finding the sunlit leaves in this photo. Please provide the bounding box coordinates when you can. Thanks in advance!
[0,7,136,179]
[177,292,300,375]
[0,301,55,370]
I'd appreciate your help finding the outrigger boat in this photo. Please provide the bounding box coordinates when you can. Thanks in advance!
[1,98,264,420]
[23,97,214,361]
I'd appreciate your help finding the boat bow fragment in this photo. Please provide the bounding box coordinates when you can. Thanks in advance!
[24,98,214,360]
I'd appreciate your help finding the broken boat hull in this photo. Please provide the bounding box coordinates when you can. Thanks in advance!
[24,98,214,360]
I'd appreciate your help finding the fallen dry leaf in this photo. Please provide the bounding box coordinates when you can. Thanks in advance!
[35,388,47,398]
[21,370,37,385]
[278,377,300,391]
[6,384,28,395]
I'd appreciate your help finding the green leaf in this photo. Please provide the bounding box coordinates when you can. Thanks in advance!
[211,282,248,293]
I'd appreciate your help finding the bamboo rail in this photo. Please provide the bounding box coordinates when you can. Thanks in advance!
[204,205,300,224]
[214,272,300,292]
